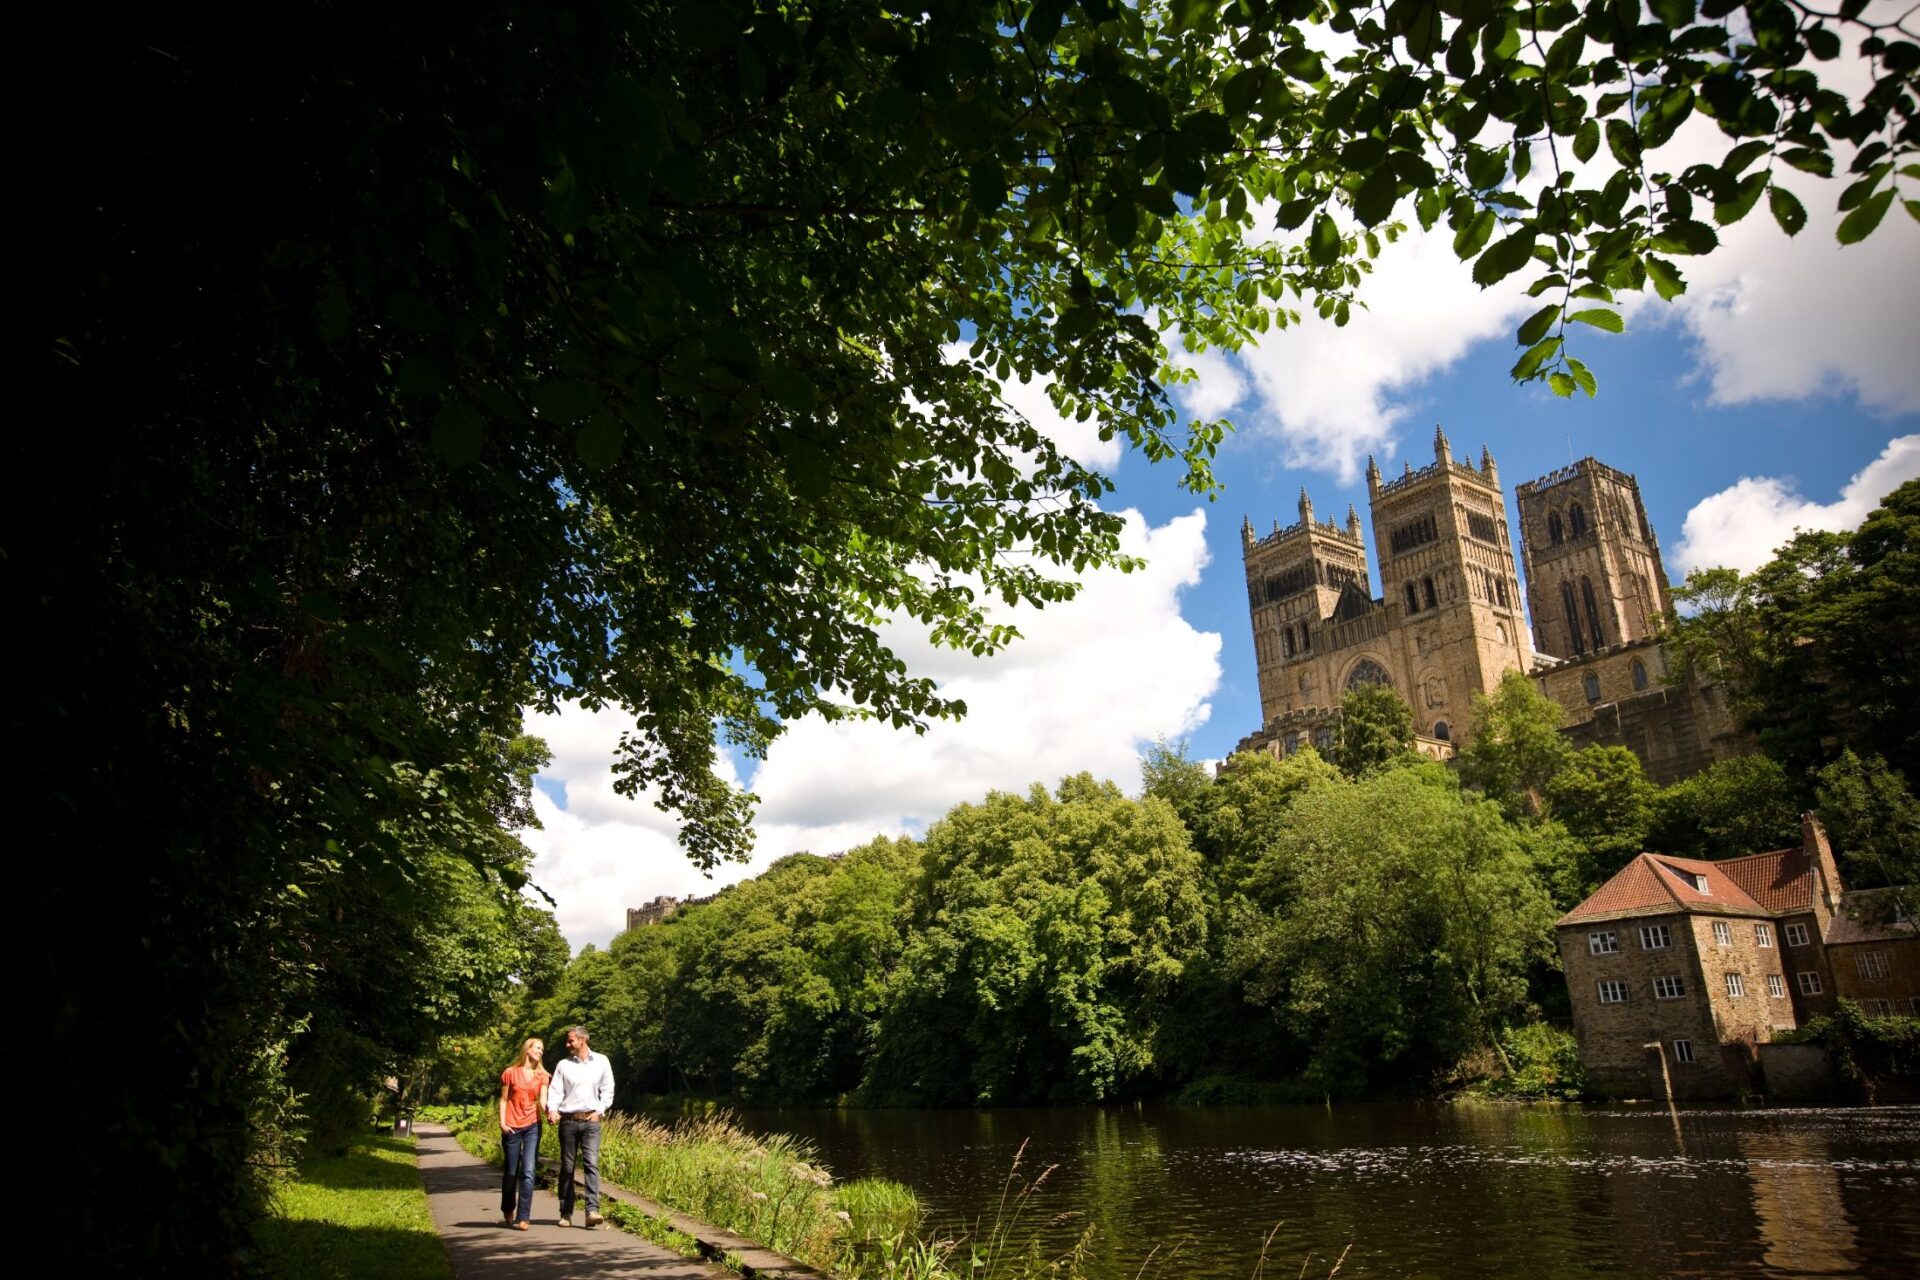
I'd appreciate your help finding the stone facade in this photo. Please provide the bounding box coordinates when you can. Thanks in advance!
[1237,428,1530,753]
[1557,817,1920,1099]
[626,894,684,931]
[1233,446,1745,784]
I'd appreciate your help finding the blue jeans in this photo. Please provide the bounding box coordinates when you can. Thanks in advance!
[557,1116,602,1218]
[500,1122,541,1223]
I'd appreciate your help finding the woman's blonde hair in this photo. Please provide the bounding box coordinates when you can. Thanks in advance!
[507,1037,546,1072]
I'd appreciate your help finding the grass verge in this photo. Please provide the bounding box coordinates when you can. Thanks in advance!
[253,1133,451,1280]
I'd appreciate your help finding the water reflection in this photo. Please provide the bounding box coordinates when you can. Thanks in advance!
[722,1103,1920,1279]
[1741,1130,1856,1276]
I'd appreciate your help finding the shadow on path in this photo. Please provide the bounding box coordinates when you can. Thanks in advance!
[417,1124,727,1280]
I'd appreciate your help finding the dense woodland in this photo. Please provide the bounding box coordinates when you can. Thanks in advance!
[504,484,1919,1106]
[18,1,1912,1272]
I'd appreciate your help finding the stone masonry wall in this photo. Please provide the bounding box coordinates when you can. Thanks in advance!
[1558,914,1728,1097]
[1830,938,1920,1015]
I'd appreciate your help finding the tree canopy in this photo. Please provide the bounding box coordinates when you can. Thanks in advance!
[18,2,1913,1270]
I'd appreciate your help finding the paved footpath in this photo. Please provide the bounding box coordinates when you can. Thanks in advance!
[416,1123,729,1280]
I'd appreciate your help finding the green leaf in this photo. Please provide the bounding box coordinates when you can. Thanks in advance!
[1453,209,1496,259]
[430,401,487,467]
[1605,119,1641,168]
[1519,304,1560,346]
[1780,147,1834,178]
[1650,220,1718,255]
[1549,371,1576,396]
[1277,46,1325,82]
[1712,173,1768,226]
[1645,255,1687,301]
[969,160,1007,214]
[1472,230,1537,286]
[1573,120,1600,164]
[535,379,601,423]
[1567,308,1624,333]
[1767,186,1807,237]
[1836,189,1894,245]
[1354,167,1400,227]
[1511,335,1563,380]
[576,412,624,469]
[1106,196,1140,247]
[1567,356,1598,397]
[1308,212,1341,265]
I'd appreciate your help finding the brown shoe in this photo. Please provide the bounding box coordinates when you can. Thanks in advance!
[586,1212,605,1229]
[512,1221,530,1231]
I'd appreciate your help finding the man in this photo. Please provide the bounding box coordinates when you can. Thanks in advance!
[546,1024,615,1228]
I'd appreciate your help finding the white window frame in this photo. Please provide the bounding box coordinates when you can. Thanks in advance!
[1653,975,1685,1000]
[1640,924,1672,951]
[1712,921,1732,946]
[1672,1039,1695,1063]
[1755,923,1773,948]
[1767,974,1786,999]
[1725,972,1746,998]
[1856,951,1891,981]
[1784,922,1809,947]
[1588,930,1618,956]
[1798,971,1823,995]
[1596,980,1628,1005]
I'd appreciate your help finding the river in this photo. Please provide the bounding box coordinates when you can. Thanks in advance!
[729,1102,1920,1279]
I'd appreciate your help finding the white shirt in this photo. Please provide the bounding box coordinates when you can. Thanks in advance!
[549,1050,615,1116]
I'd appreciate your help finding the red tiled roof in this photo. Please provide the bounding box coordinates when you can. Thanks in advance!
[1713,847,1814,914]
[1557,853,1771,926]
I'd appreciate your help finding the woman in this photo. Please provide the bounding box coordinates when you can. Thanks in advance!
[498,1037,550,1230]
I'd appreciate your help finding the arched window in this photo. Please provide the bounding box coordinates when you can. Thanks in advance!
[1345,658,1393,691]
[1284,629,1296,657]
[1632,659,1648,690]
[1548,512,1564,544]
[1569,503,1588,537]
[1432,720,1451,742]
[1423,576,1437,609]
[1581,576,1606,650]
[1299,624,1311,652]
[1405,582,1419,614]
[1496,579,1509,607]
[1583,673,1601,703]
[1560,581,1585,655]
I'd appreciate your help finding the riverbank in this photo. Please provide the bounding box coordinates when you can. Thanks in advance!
[253,1133,452,1280]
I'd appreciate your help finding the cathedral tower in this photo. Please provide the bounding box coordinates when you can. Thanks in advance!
[1241,487,1371,725]
[1364,428,1533,733]
[1514,458,1671,658]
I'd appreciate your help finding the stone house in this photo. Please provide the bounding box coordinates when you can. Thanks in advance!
[1556,816,1919,1099]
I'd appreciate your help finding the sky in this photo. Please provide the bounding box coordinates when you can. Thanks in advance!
[524,87,1920,952]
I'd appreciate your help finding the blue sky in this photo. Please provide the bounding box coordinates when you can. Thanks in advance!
[522,114,1920,949]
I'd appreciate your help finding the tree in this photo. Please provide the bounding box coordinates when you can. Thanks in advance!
[1544,746,1657,903]
[1817,751,1920,921]
[1460,672,1573,819]
[1671,481,1920,778]
[1227,765,1555,1091]
[1648,754,1804,858]
[20,2,1910,1267]
[1334,684,1417,777]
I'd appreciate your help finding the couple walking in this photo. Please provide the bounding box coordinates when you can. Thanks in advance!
[497,1024,617,1229]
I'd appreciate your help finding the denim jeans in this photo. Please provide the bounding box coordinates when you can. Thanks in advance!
[500,1122,541,1223]
[556,1116,602,1218]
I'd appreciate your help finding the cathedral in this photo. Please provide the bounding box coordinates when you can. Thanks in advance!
[1234,430,1745,784]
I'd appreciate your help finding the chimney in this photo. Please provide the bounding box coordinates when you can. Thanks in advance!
[1803,812,1844,914]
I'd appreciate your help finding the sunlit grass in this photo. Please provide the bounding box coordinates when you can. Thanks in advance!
[253,1133,451,1280]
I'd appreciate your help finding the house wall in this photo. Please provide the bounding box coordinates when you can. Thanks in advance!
[1829,938,1920,1016]
[1685,913,1795,1049]
[1558,913,1731,1097]
[1778,910,1837,1020]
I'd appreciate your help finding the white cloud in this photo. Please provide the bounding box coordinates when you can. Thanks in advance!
[520,508,1222,952]
[941,342,1122,473]
[1672,434,1920,575]
[1218,221,1538,482]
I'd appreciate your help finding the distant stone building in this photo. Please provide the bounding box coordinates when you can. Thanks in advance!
[626,895,683,931]
[1556,816,1919,1099]
[1232,441,1745,783]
